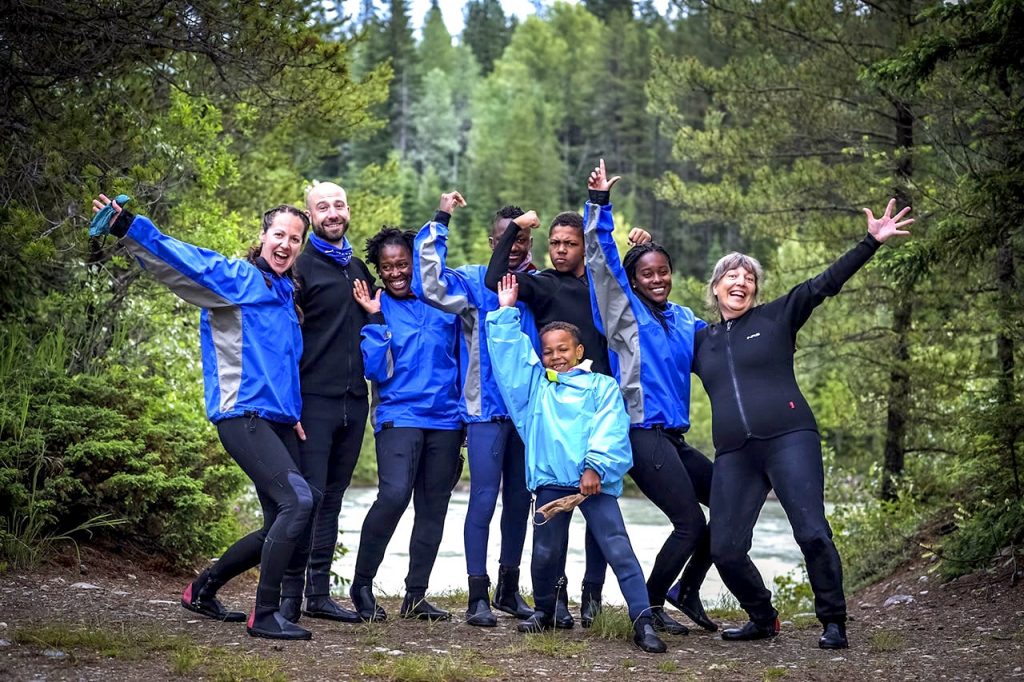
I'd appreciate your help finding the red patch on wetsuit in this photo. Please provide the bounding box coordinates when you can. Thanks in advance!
[789,401,795,409]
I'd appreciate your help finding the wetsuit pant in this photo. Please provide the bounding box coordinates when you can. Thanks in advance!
[463,420,532,577]
[710,430,846,626]
[283,392,369,600]
[532,487,650,621]
[352,427,464,593]
[208,416,314,609]
[627,427,714,606]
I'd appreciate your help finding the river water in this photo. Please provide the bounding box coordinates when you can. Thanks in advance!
[332,487,805,605]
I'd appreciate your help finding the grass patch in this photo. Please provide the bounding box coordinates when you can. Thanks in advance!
[788,614,819,630]
[15,623,285,681]
[621,658,637,668]
[429,587,469,609]
[358,651,498,681]
[657,659,680,673]
[763,666,788,680]
[706,593,746,622]
[14,624,188,660]
[585,606,633,641]
[508,631,587,658]
[868,629,903,652]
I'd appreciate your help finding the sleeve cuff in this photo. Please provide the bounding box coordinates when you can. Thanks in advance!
[864,233,882,250]
[111,210,135,238]
[588,189,610,206]
[434,210,451,226]
[368,311,386,325]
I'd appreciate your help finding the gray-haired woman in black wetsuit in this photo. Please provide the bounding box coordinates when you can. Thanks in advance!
[696,199,912,650]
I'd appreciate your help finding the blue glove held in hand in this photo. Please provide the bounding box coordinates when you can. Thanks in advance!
[89,194,131,237]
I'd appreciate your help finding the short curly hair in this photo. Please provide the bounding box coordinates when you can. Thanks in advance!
[539,321,582,346]
[364,226,415,271]
[491,205,525,235]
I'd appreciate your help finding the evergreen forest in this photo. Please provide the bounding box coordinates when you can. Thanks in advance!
[1,0,1022,594]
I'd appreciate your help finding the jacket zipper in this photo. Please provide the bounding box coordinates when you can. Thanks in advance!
[725,320,752,437]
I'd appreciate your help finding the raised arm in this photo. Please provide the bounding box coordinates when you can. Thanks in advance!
[412,191,479,315]
[353,279,394,383]
[484,210,542,303]
[485,275,545,427]
[92,194,265,308]
[774,198,913,334]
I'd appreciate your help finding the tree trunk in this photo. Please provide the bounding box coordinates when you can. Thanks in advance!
[996,234,1021,499]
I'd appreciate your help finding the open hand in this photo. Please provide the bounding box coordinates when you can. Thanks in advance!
[864,198,913,243]
[439,190,467,215]
[587,158,621,193]
[497,273,518,307]
[628,227,652,245]
[352,278,382,314]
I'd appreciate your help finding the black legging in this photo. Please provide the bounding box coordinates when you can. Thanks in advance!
[353,427,463,593]
[627,427,713,605]
[710,430,846,625]
[207,416,314,608]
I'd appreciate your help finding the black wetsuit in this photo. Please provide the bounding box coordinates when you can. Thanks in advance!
[695,233,882,626]
[283,246,376,601]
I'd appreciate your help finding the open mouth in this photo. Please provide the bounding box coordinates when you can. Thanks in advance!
[650,286,667,296]
[271,250,291,268]
[387,277,409,290]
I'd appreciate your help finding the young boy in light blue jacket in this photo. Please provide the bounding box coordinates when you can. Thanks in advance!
[486,274,666,654]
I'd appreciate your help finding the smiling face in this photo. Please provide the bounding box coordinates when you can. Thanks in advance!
[548,225,584,277]
[713,266,757,319]
[259,213,306,275]
[378,243,413,298]
[541,329,584,373]
[490,218,533,270]
[306,182,350,244]
[631,251,673,304]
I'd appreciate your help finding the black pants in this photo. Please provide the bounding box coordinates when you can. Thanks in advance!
[353,427,464,593]
[627,427,713,606]
[710,430,846,625]
[208,416,314,608]
[283,392,369,599]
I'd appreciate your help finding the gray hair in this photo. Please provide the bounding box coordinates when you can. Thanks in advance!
[706,252,765,315]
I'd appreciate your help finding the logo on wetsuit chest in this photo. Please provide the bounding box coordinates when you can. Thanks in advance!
[746,332,761,340]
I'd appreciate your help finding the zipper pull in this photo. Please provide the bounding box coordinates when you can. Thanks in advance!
[726,320,732,331]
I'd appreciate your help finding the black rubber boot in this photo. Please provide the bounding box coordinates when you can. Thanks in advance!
[632,616,667,653]
[818,622,848,649]
[492,565,534,619]
[580,582,602,629]
[304,595,362,623]
[517,611,554,634]
[280,597,302,623]
[721,618,781,641]
[553,576,574,629]
[349,584,386,622]
[400,593,451,622]
[180,569,246,623]
[651,605,689,635]
[246,605,312,640]
[466,575,497,627]
[665,581,718,632]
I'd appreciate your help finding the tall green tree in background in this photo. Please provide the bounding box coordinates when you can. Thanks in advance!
[462,0,517,75]
[0,0,387,567]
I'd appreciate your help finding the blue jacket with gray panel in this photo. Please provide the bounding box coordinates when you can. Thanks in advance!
[583,201,706,430]
[411,212,540,423]
[360,293,462,433]
[118,215,303,425]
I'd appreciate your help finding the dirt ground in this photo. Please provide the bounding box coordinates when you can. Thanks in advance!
[0,546,1021,681]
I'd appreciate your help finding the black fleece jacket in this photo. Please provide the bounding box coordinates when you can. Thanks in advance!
[484,222,611,376]
[694,234,881,454]
[295,246,376,398]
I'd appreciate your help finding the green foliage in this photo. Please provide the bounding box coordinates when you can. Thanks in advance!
[357,650,499,681]
[770,569,814,618]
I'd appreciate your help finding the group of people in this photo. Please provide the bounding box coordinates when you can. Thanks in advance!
[90,159,911,653]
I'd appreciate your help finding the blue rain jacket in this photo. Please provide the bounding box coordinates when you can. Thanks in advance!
[583,202,707,430]
[486,305,632,497]
[412,218,540,423]
[121,216,302,424]
[361,292,462,432]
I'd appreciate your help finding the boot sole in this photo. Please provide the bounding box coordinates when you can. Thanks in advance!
[401,612,451,622]
[247,627,313,641]
[302,610,362,623]
[491,603,533,619]
[466,615,498,627]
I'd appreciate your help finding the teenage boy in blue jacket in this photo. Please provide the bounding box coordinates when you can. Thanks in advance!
[486,274,667,654]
